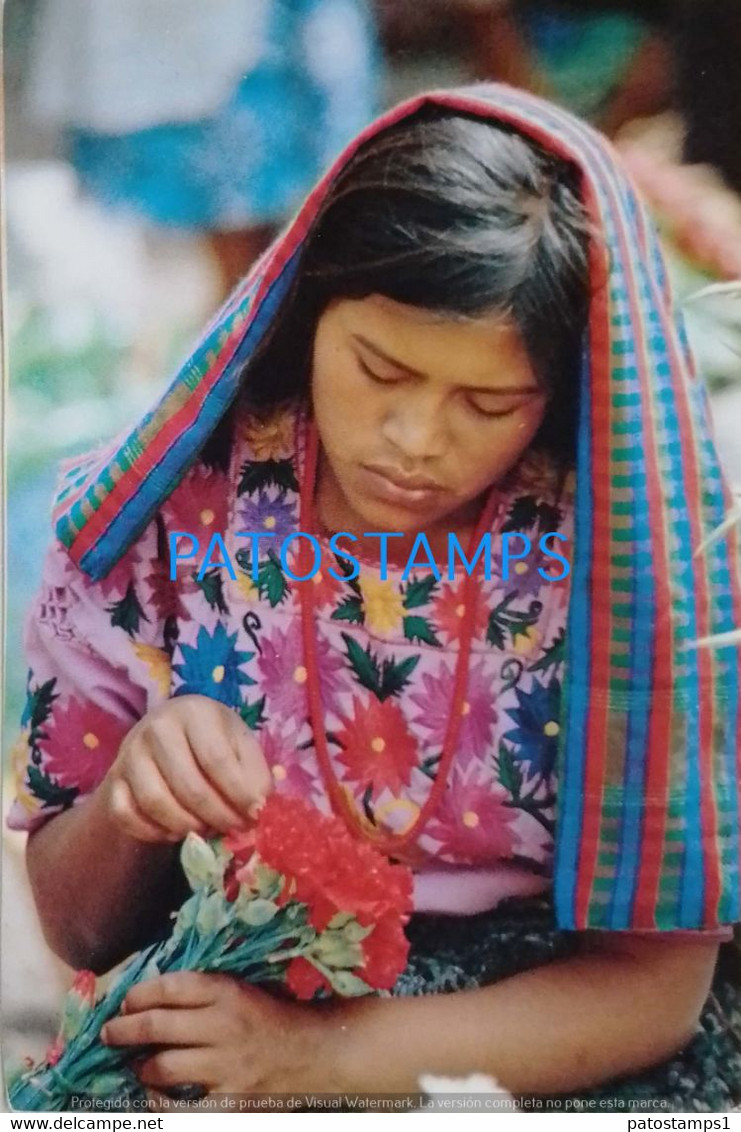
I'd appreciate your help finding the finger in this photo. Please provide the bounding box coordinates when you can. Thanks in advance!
[108,779,181,844]
[148,725,248,833]
[124,755,207,837]
[136,1048,218,1092]
[122,972,225,1014]
[102,1005,209,1049]
[230,724,273,816]
[186,714,270,820]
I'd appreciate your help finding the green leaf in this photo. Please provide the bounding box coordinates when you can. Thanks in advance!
[180,834,223,890]
[379,654,420,700]
[330,597,365,625]
[486,611,506,650]
[496,743,523,797]
[257,552,290,607]
[26,765,77,809]
[195,891,229,934]
[238,459,298,495]
[342,633,382,695]
[240,695,266,731]
[196,568,229,613]
[327,969,372,996]
[106,582,149,637]
[234,896,279,927]
[24,677,59,730]
[403,615,442,647]
[529,628,566,675]
[402,574,438,610]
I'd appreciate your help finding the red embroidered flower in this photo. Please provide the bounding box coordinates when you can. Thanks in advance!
[334,696,418,801]
[433,580,488,645]
[93,547,142,601]
[166,465,231,552]
[144,558,192,623]
[39,699,131,796]
[426,775,517,865]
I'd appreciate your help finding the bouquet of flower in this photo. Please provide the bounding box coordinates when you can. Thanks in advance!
[9,795,413,1111]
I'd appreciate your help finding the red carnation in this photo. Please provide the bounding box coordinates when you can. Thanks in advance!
[286,957,332,1000]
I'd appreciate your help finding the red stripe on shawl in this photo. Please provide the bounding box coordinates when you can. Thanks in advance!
[574,210,613,928]
[649,324,721,924]
[628,201,722,923]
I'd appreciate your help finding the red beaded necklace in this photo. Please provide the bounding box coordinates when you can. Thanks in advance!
[297,418,504,855]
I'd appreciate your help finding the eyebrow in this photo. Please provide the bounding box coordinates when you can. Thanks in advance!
[352,334,541,396]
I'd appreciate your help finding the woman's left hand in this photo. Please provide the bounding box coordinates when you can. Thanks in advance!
[101,971,336,1095]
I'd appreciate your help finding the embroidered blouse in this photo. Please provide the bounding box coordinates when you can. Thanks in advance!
[7,401,730,937]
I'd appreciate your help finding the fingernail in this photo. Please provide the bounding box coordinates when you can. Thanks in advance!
[120,1000,128,1015]
[100,1026,109,1044]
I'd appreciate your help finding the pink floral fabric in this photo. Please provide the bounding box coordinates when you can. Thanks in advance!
[8,402,730,935]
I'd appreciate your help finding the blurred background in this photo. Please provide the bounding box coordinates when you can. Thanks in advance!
[4,0,741,1077]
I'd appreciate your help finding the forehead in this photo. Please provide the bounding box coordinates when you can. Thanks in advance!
[330,294,536,388]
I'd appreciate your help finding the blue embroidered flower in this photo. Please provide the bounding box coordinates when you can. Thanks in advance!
[173,623,255,707]
[502,677,561,780]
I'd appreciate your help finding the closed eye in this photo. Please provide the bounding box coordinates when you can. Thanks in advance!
[357,355,402,385]
[466,398,521,420]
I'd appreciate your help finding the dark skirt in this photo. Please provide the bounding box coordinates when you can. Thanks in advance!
[391,896,741,1113]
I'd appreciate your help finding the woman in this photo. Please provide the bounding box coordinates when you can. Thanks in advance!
[9,85,741,1106]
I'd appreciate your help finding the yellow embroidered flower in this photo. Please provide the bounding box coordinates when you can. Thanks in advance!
[513,625,540,655]
[242,409,294,461]
[358,575,405,635]
[234,572,259,603]
[10,729,42,817]
[133,643,172,697]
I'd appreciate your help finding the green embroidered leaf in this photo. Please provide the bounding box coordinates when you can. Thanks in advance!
[529,629,566,675]
[342,633,382,696]
[496,743,523,798]
[486,610,506,650]
[24,677,59,731]
[330,597,365,625]
[502,496,539,534]
[331,551,362,597]
[403,615,442,647]
[402,575,438,610]
[420,753,441,780]
[196,568,229,614]
[379,654,420,700]
[106,583,149,637]
[257,552,290,608]
[26,765,78,810]
[238,459,298,496]
[240,696,266,731]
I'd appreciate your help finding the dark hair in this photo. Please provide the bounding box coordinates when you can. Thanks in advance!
[238,106,593,466]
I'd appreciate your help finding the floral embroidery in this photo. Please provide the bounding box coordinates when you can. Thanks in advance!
[37,698,128,796]
[172,623,256,707]
[335,695,419,801]
[10,402,573,895]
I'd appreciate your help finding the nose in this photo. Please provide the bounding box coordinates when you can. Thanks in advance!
[381,396,448,465]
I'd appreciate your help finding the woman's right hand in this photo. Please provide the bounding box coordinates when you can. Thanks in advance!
[100,695,273,844]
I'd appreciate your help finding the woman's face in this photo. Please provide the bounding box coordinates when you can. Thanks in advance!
[311,295,547,535]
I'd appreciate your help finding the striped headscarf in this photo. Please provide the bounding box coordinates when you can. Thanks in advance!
[51,84,741,931]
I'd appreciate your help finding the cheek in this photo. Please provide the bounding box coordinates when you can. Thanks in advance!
[458,405,547,485]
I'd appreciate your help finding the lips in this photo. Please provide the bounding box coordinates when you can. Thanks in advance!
[361,464,444,507]
[364,465,443,492]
